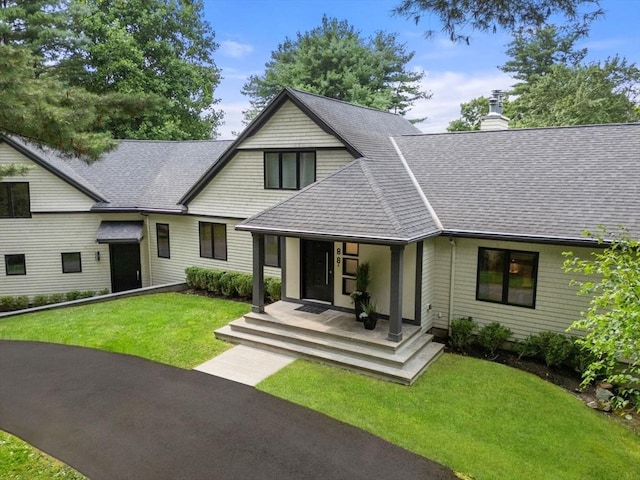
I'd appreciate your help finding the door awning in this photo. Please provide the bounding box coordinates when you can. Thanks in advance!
[96,221,144,244]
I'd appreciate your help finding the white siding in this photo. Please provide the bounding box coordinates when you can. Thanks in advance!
[188,149,354,218]
[429,237,593,339]
[0,143,95,212]
[239,100,345,149]
[146,214,281,285]
[1,213,149,298]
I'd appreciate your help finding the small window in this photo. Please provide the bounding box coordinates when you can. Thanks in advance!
[342,277,357,295]
[0,183,31,218]
[264,235,281,267]
[343,258,358,276]
[61,252,82,273]
[263,151,316,190]
[476,247,538,308]
[5,254,26,275]
[199,222,227,261]
[156,223,170,258]
[343,242,358,256]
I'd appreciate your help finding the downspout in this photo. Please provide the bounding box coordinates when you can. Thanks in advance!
[448,237,456,336]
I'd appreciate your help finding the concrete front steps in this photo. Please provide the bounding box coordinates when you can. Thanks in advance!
[215,308,445,385]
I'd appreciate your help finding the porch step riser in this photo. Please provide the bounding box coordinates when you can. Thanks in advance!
[242,312,422,353]
[228,320,434,367]
[215,326,445,385]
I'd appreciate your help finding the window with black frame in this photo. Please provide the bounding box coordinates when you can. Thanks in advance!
[476,247,538,308]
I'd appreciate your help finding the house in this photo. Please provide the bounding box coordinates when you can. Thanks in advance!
[2,88,639,382]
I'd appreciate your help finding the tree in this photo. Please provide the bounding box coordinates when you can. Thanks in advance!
[563,228,640,411]
[393,0,603,43]
[242,16,430,122]
[60,0,222,139]
[508,59,640,127]
[501,26,640,126]
[447,97,489,131]
[0,45,116,160]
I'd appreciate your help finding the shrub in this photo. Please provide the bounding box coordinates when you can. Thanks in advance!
[79,290,97,299]
[450,317,477,352]
[99,288,110,296]
[219,272,240,297]
[0,296,29,311]
[234,273,253,299]
[265,277,282,302]
[477,322,512,356]
[33,294,51,307]
[65,291,82,301]
[517,331,575,367]
[185,266,199,288]
[204,269,224,294]
[48,293,65,304]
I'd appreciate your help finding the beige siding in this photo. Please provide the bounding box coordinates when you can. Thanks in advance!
[146,214,281,285]
[421,240,436,330]
[188,149,354,218]
[0,143,95,212]
[285,238,301,299]
[429,237,593,339]
[1,213,149,298]
[239,101,345,149]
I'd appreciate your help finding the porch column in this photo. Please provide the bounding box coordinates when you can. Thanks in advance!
[252,232,265,313]
[388,244,404,342]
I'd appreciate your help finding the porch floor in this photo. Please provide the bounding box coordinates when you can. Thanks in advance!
[215,301,444,385]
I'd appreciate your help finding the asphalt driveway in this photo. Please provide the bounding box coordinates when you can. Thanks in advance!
[0,340,456,480]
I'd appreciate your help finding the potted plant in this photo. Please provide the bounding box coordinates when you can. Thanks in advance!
[360,301,378,330]
[350,262,370,321]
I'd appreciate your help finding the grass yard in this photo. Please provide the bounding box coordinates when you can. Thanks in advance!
[1,293,638,480]
[259,356,640,480]
[0,292,250,369]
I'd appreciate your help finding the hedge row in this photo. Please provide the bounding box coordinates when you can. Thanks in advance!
[185,266,281,302]
[0,289,110,312]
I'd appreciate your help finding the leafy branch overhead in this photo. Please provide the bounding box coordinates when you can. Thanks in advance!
[393,0,604,43]
[0,0,222,161]
[242,16,430,123]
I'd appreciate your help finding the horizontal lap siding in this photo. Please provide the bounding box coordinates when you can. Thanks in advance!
[239,101,345,149]
[187,149,354,219]
[432,237,452,330]
[0,143,96,211]
[421,240,436,330]
[187,100,353,219]
[436,238,593,340]
[147,215,280,286]
[1,213,149,298]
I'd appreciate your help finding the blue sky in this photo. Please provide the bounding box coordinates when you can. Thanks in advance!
[203,0,640,139]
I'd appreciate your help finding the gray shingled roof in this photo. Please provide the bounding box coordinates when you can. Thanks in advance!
[237,158,438,243]
[4,137,233,211]
[394,123,640,241]
[240,123,640,244]
[96,221,144,243]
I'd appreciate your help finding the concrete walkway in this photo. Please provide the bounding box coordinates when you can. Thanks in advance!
[194,345,296,386]
[0,340,456,480]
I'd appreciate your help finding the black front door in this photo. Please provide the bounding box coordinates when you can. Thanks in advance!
[109,243,142,293]
[301,240,333,302]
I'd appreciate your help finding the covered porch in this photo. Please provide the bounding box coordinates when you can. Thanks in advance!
[215,300,444,385]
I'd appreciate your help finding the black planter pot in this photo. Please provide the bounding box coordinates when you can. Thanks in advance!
[362,315,377,330]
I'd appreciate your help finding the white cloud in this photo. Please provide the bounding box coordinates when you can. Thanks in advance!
[219,40,254,59]
[409,70,514,132]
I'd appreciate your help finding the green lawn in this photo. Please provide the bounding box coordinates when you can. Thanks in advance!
[1,293,638,480]
[259,357,640,480]
[0,293,250,368]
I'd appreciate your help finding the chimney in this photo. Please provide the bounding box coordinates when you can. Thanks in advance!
[480,90,509,131]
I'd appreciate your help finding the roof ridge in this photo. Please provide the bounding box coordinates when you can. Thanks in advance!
[358,159,406,235]
[286,87,406,119]
[389,137,443,230]
[397,122,640,138]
